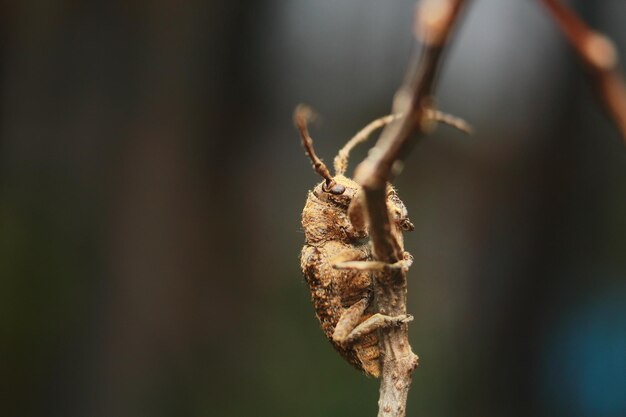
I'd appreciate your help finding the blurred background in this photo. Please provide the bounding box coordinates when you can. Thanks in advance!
[1,1,625,416]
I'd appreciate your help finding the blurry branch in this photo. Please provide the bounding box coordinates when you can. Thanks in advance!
[352,1,468,416]
[540,0,626,144]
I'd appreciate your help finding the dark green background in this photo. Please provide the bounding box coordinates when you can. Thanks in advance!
[1,1,625,416]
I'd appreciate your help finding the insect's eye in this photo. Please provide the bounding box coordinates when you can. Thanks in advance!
[326,183,346,195]
[400,219,414,232]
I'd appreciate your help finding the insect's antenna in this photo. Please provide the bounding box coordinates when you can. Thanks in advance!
[334,114,402,176]
[294,104,335,188]
[333,110,472,175]
[427,109,473,135]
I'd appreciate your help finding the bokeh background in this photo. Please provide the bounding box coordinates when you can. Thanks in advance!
[1,1,625,416]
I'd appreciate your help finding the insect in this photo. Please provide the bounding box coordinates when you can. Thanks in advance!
[295,105,470,377]
[295,105,416,378]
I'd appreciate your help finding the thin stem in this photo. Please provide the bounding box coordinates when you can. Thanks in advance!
[351,1,468,416]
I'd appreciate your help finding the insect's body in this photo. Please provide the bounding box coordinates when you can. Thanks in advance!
[294,106,420,378]
[300,242,380,376]
[295,105,468,378]
[300,175,412,377]
[300,175,381,376]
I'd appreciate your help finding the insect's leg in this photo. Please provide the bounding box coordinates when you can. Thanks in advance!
[332,298,369,345]
[328,247,368,266]
[334,252,413,272]
[337,312,414,348]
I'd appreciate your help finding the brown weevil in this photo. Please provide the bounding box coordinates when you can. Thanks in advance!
[296,105,415,377]
[295,105,470,377]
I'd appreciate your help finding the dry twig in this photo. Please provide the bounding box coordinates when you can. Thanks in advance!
[351,1,468,416]
[539,0,626,143]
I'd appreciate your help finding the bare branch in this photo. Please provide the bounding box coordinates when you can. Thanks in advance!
[539,0,626,144]
[351,1,468,416]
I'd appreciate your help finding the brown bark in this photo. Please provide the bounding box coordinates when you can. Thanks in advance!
[352,1,468,416]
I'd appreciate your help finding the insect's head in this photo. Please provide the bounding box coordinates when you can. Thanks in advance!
[310,174,359,208]
[295,104,415,233]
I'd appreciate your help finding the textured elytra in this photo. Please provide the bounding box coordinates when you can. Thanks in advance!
[300,175,411,377]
